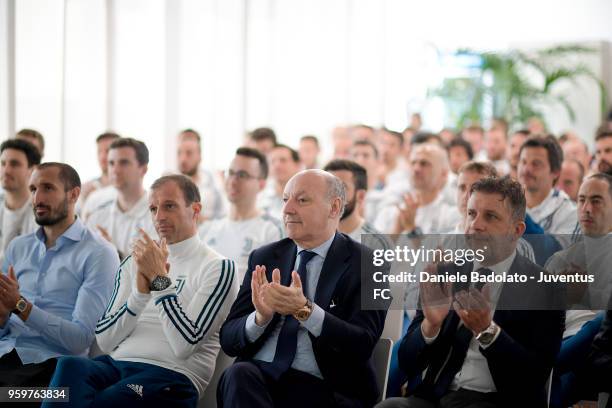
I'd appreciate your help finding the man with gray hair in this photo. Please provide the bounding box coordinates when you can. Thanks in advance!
[218,169,390,407]
[375,143,460,235]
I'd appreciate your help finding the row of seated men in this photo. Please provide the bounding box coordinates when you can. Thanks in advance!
[0,127,611,407]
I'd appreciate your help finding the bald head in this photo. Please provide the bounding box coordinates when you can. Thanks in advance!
[283,170,345,248]
[409,144,449,192]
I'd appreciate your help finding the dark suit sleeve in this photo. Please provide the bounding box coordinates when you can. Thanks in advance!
[316,296,387,362]
[314,257,389,362]
[397,309,453,382]
[586,310,612,390]
[481,309,565,395]
[219,250,262,357]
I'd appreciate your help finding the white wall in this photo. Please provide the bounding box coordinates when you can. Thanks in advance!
[2,0,612,180]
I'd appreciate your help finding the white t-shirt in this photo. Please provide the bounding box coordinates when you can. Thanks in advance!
[527,188,578,236]
[95,234,239,397]
[199,214,284,281]
[345,219,390,250]
[0,198,36,265]
[196,169,227,221]
[374,194,461,234]
[257,181,285,221]
[81,185,118,221]
[86,192,156,257]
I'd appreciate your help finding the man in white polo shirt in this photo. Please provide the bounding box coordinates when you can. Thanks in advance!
[200,147,284,281]
[518,135,578,238]
[0,139,41,264]
[86,138,156,259]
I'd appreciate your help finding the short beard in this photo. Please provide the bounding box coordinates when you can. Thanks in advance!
[34,198,69,226]
[598,160,612,176]
[181,165,198,177]
[341,194,357,221]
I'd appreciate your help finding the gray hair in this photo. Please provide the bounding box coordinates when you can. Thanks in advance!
[293,169,346,218]
[324,172,346,218]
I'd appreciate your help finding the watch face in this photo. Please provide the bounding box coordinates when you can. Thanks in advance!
[478,332,494,345]
[295,309,309,321]
[15,299,27,313]
[151,276,173,291]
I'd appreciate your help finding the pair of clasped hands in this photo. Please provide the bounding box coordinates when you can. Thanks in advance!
[132,229,170,294]
[420,263,493,338]
[251,265,308,327]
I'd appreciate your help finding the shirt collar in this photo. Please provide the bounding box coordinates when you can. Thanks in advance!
[296,232,336,260]
[168,233,201,259]
[35,216,85,245]
[474,249,517,275]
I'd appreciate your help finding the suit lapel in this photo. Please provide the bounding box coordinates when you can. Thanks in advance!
[273,241,297,287]
[314,232,350,309]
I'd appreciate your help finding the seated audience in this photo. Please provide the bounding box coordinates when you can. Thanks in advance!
[79,132,120,209]
[323,159,384,243]
[507,129,530,180]
[595,131,612,176]
[86,138,156,259]
[562,138,591,177]
[556,159,584,202]
[298,135,321,169]
[0,139,41,264]
[15,128,45,158]
[331,126,353,159]
[375,144,460,234]
[546,173,612,407]
[245,127,278,156]
[461,125,486,161]
[200,147,283,281]
[484,119,510,175]
[518,135,578,236]
[45,175,239,407]
[447,138,474,177]
[218,169,389,407]
[351,139,384,223]
[377,128,410,192]
[0,163,118,388]
[257,144,301,220]
[176,129,226,221]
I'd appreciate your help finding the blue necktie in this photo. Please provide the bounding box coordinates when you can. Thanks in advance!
[262,250,316,380]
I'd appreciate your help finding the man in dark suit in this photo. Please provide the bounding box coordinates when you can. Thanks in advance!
[378,176,565,408]
[218,169,389,407]
[586,309,612,406]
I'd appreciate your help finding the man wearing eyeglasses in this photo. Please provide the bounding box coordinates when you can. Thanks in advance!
[199,147,284,281]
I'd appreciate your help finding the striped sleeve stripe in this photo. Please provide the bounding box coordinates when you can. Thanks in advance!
[159,259,235,344]
[164,260,234,342]
[103,255,132,316]
[95,303,130,334]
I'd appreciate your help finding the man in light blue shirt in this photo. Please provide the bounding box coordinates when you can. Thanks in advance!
[0,162,118,388]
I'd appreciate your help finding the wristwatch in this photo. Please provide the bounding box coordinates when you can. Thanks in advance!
[407,227,423,238]
[293,299,313,321]
[149,275,173,291]
[13,296,28,315]
[475,321,500,346]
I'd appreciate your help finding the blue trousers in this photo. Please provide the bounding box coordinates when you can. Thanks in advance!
[550,313,605,408]
[42,355,198,408]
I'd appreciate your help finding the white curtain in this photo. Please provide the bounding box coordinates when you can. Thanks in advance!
[3,0,612,182]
